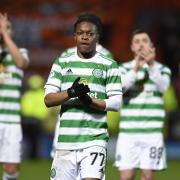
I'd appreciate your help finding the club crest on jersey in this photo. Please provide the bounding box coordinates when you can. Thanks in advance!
[50,168,56,178]
[49,71,55,78]
[92,68,103,78]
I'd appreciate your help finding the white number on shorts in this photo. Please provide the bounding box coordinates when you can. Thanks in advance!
[90,152,105,166]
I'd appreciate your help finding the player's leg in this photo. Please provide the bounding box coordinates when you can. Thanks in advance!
[115,134,140,180]
[82,178,100,180]
[77,171,105,180]
[139,134,167,180]
[50,150,77,180]
[0,124,22,180]
[119,169,136,180]
[2,163,19,180]
[141,169,154,180]
[79,146,107,180]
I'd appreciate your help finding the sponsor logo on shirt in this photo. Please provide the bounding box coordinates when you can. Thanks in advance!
[79,77,88,85]
[0,64,12,82]
[0,64,5,73]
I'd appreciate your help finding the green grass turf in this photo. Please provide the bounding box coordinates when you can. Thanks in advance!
[106,160,180,180]
[0,160,179,179]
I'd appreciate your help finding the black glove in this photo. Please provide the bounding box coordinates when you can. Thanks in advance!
[79,94,92,106]
[67,77,90,98]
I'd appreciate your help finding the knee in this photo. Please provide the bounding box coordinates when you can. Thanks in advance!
[121,177,134,180]
[141,171,154,180]
[82,178,100,180]
[3,164,19,174]
[120,171,135,180]
[120,174,134,180]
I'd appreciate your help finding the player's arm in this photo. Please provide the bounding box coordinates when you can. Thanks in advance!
[142,46,171,93]
[89,98,106,111]
[44,57,68,107]
[3,33,29,69]
[44,77,90,107]
[44,91,70,107]
[121,47,152,92]
[89,95,122,111]
[148,65,171,93]
[119,61,140,93]
[121,68,137,92]
[0,13,29,69]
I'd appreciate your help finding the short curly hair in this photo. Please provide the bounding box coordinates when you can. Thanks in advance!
[74,12,103,38]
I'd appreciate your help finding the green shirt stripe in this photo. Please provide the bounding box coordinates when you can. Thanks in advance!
[60,120,107,129]
[0,121,20,124]
[0,84,21,90]
[0,109,20,115]
[122,104,164,109]
[121,116,164,121]
[58,133,109,143]
[61,105,106,115]
[0,97,20,102]
[120,128,163,133]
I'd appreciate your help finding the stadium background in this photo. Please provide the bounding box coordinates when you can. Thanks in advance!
[0,0,180,179]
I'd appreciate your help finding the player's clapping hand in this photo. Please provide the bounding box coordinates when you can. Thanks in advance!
[0,13,9,35]
[145,47,155,66]
[78,94,92,106]
[67,77,90,98]
[139,47,155,66]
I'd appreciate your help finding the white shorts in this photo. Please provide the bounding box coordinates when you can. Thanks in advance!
[50,146,107,180]
[0,123,22,163]
[115,133,167,170]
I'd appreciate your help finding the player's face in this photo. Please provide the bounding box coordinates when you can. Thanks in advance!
[74,21,99,56]
[131,33,153,55]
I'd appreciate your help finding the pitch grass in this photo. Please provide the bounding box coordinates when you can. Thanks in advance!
[0,160,179,179]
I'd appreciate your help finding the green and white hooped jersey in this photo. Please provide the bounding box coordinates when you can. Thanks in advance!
[0,48,28,124]
[119,60,171,134]
[45,51,122,150]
